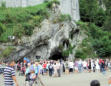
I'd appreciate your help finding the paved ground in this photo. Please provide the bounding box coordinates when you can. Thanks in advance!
[0,72,110,86]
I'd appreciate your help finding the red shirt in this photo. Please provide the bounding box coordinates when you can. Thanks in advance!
[43,64,47,69]
[99,59,102,64]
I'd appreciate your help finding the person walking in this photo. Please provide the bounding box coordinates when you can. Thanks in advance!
[4,60,19,86]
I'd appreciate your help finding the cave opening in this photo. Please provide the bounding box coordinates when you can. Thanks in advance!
[63,39,69,48]
[49,48,67,61]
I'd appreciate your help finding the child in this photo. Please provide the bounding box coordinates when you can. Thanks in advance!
[29,70,36,86]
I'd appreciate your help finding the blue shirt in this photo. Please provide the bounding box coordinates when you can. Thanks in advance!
[35,65,40,74]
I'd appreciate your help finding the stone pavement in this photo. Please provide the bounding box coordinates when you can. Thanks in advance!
[0,72,110,86]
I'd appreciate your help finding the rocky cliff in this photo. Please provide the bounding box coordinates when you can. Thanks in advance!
[0,0,83,62]
[2,13,85,62]
[60,0,80,21]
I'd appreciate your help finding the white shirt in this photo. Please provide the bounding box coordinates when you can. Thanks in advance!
[68,62,74,68]
[83,61,87,67]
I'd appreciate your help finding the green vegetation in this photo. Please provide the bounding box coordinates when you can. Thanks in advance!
[77,21,111,58]
[46,0,60,9]
[75,38,97,59]
[0,2,49,42]
[80,0,111,31]
[0,46,15,58]
[76,0,111,59]
[62,44,75,57]
[1,1,6,8]
[53,14,71,23]
[79,0,106,27]
[0,23,6,36]
[58,14,71,22]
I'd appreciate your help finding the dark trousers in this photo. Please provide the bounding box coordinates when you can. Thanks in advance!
[57,69,61,77]
[69,68,73,72]
[49,69,53,76]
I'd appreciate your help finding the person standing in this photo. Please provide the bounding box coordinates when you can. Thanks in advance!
[68,61,74,73]
[82,60,87,72]
[53,62,57,77]
[78,59,82,73]
[92,60,96,72]
[43,62,47,75]
[35,62,40,77]
[101,60,106,74]
[4,60,19,86]
[48,62,54,77]
[25,63,31,86]
[96,59,100,72]
[56,61,61,77]
[108,61,111,72]
[88,59,92,73]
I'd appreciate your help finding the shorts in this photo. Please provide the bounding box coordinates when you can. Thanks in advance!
[44,68,47,73]
[84,67,87,69]
[88,66,91,69]
[69,68,73,72]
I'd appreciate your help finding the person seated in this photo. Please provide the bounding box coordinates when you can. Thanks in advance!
[90,80,100,86]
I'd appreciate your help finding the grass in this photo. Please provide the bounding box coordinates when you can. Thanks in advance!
[0,46,15,59]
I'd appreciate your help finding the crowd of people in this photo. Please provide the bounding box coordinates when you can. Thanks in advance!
[1,58,111,86]
[15,58,111,86]
[16,58,111,76]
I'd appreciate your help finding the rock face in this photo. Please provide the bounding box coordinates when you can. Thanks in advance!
[60,0,80,21]
[3,17,84,61]
[0,0,82,61]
